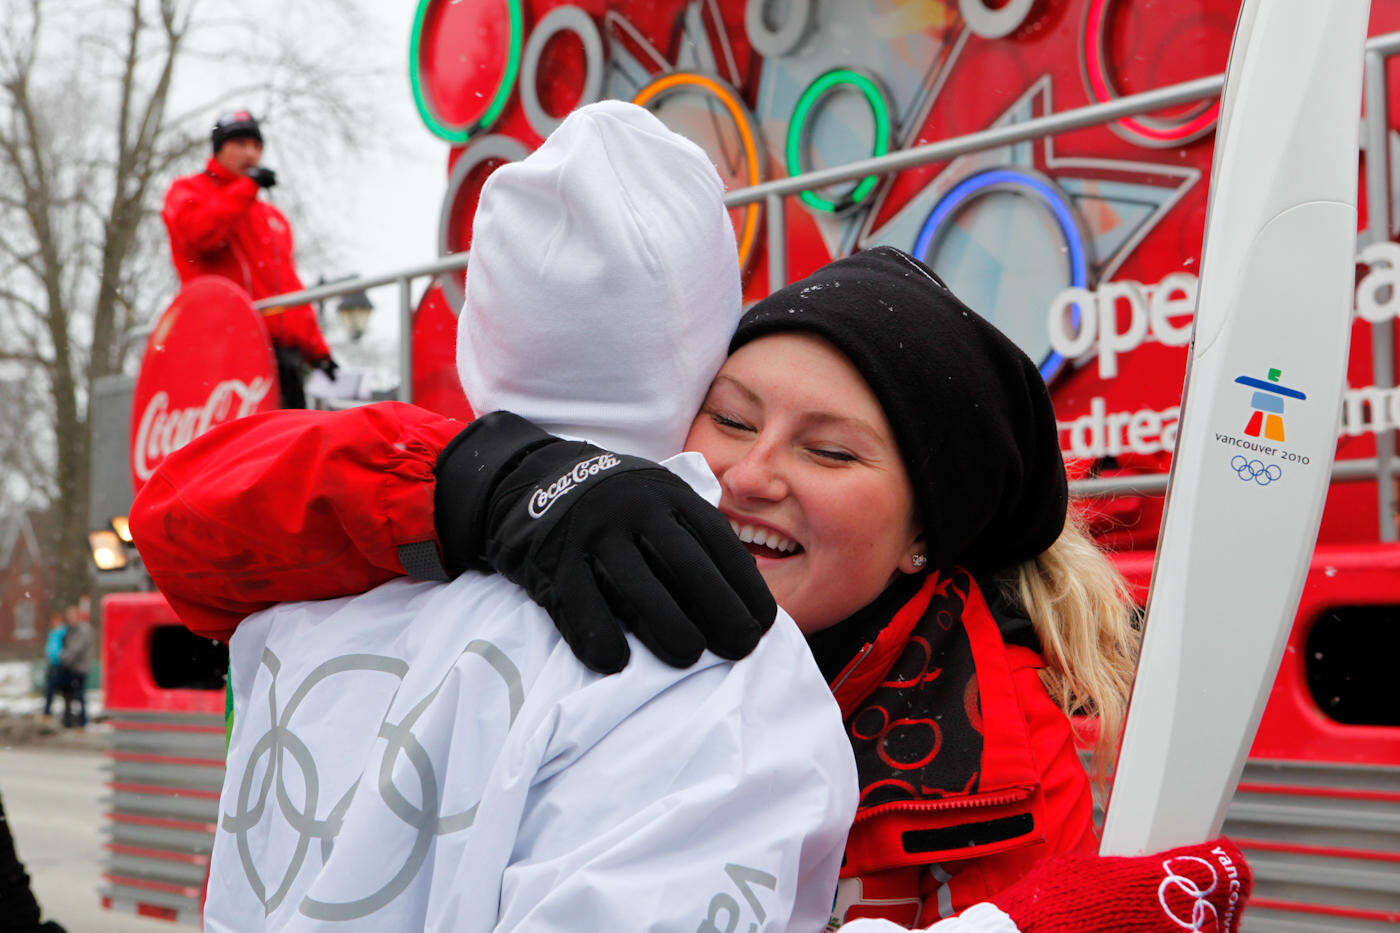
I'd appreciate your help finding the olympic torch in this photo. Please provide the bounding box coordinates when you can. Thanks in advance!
[1099,0,1372,855]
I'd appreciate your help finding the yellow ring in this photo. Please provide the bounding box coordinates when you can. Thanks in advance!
[632,72,763,271]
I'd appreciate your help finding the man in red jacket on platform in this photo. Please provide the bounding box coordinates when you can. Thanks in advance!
[162,110,337,408]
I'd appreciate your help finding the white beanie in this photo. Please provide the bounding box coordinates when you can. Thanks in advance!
[455,100,742,462]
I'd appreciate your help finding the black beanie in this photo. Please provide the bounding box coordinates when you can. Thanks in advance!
[730,246,1067,573]
[211,110,263,153]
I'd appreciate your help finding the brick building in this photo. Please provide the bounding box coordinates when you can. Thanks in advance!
[0,509,50,660]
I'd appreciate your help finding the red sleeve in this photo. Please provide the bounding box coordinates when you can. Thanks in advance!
[257,205,330,361]
[162,174,260,255]
[129,401,463,641]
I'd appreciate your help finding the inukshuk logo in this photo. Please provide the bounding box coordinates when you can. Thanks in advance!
[1234,367,1305,443]
[1215,366,1312,482]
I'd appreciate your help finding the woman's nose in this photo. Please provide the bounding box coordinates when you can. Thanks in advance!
[722,442,787,502]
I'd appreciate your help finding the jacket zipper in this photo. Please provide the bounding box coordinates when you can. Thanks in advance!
[829,642,874,695]
[852,785,1034,823]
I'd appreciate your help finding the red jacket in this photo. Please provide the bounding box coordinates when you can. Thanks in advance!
[162,158,330,363]
[128,401,1097,927]
[826,571,1098,925]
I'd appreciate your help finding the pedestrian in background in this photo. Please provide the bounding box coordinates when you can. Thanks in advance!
[161,110,337,409]
[57,608,92,729]
[39,612,65,719]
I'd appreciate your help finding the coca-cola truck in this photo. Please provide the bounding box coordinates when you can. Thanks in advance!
[103,1,1400,927]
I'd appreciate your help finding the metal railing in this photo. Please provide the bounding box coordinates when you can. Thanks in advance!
[253,33,1400,528]
[255,252,471,405]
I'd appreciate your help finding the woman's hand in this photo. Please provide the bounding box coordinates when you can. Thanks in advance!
[988,837,1252,932]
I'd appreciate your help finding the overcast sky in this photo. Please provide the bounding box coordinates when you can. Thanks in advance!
[167,1,448,355]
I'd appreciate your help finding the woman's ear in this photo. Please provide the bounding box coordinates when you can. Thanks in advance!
[898,535,928,575]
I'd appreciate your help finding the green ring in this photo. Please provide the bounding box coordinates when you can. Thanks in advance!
[785,69,892,213]
[410,0,523,144]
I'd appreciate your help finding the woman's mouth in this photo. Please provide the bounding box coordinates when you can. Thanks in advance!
[728,519,803,560]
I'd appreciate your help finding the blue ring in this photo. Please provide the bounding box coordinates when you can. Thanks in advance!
[913,169,1089,382]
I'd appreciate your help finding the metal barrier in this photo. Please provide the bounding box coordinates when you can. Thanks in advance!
[253,32,1400,527]
[1097,543,1400,930]
[101,593,226,924]
[1228,759,1400,932]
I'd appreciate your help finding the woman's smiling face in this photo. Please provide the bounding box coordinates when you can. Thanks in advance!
[684,333,923,634]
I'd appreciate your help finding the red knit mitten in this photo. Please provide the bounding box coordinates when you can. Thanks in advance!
[989,838,1252,932]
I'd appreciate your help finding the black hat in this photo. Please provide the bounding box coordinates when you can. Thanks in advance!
[211,110,263,153]
[730,246,1067,573]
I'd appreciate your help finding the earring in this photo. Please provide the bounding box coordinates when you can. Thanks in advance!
[911,553,927,569]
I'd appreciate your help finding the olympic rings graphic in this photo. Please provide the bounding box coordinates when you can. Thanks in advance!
[410,0,524,144]
[222,640,523,921]
[632,72,765,271]
[1081,0,1219,148]
[1157,855,1220,931]
[1231,455,1282,486]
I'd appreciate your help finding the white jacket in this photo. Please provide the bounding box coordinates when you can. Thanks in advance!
[205,457,858,932]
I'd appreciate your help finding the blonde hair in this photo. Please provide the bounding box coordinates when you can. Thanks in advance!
[996,510,1140,794]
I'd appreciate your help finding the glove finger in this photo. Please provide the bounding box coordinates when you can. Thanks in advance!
[671,502,777,633]
[632,520,765,661]
[546,562,631,675]
[592,536,705,668]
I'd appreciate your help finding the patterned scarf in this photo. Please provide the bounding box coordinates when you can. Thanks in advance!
[844,569,986,812]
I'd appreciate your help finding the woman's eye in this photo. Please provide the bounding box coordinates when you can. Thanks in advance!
[710,411,755,432]
[810,448,857,463]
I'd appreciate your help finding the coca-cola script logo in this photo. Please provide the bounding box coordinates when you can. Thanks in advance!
[132,378,274,482]
[130,277,280,492]
[527,453,621,519]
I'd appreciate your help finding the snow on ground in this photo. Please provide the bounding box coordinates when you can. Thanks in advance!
[0,659,103,718]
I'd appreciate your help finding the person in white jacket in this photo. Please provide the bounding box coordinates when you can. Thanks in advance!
[204,102,856,932]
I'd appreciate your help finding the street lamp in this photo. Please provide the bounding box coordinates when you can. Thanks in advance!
[88,529,127,571]
[337,289,374,342]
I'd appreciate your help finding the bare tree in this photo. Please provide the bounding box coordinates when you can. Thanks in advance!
[0,0,379,608]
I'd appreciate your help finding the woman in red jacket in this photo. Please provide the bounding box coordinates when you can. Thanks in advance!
[677,248,1139,922]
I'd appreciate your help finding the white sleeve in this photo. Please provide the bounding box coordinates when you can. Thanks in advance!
[842,903,1020,933]
[494,618,858,932]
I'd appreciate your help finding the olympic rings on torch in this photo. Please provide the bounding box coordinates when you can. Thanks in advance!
[410,0,524,144]
[1231,456,1282,486]
[1081,0,1219,148]
[632,72,765,270]
[786,69,893,214]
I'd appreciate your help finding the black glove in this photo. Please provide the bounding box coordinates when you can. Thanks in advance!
[317,357,339,381]
[246,166,277,188]
[433,411,777,674]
